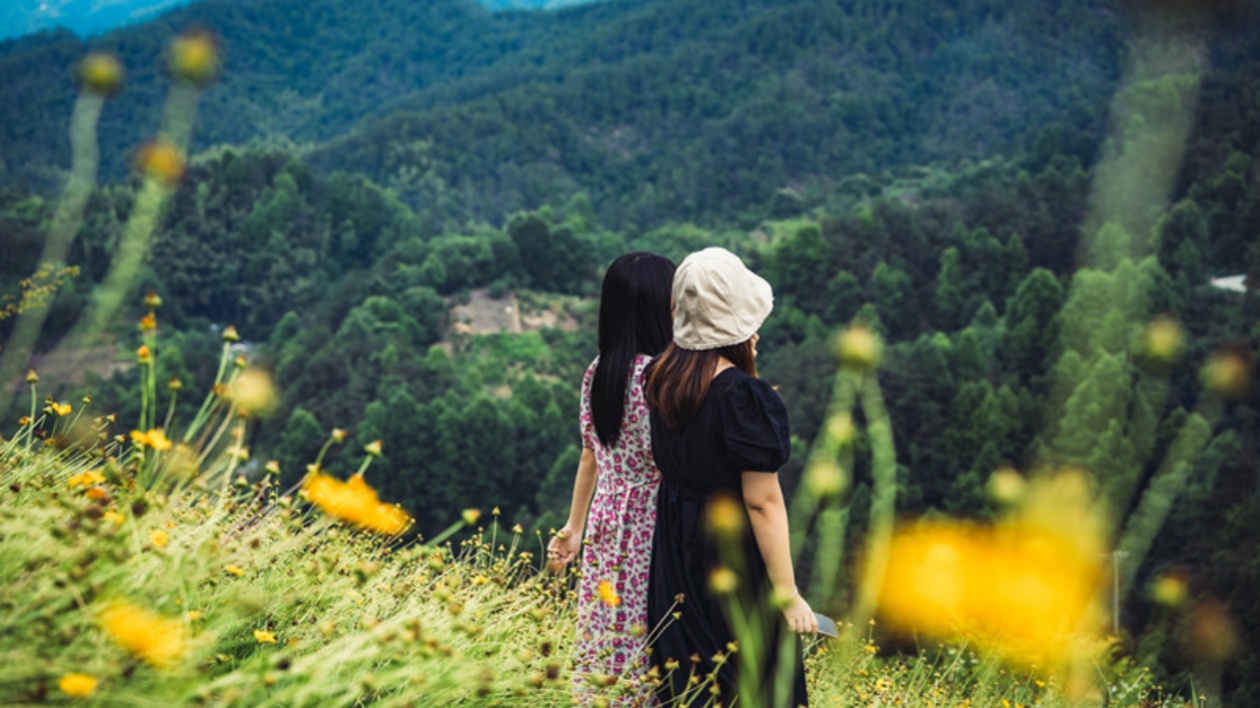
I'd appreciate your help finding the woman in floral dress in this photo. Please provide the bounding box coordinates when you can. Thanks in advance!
[548,252,675,707]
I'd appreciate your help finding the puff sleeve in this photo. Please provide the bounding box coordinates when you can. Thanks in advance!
[720,376,791,473]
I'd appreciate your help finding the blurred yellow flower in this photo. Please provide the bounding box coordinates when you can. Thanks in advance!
[229,368,277,418]
[99,601,188,667]
[53,402,73,416]
[150,530,169,548]
[364,439,383,458]
[136,344,152,364]
[67,470,106,488]
[462,508,482,525]
[139,311,157,332]
[877,520,1102,669]
[58,672,98,697]
[76,51,125,97]
[987,468,1026,505]
[224,564,245,577]
[187,610,203,621]
[1148,573,1189,608]
[103,510,124,525]
[254,629,277,644]
[168,30,220,86]
[1141,317,1183,365]
[708,566,738,596]
[598,580,621,608]
[304,472,412,535]
[133,140,185,187]
[833,325,882,371]
[130,428,172,451]
[1201,349,1251,401]
[703,492,745,540]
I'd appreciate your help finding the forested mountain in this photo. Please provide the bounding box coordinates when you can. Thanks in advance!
[3,0,1260,703]
[0,0,1126,226]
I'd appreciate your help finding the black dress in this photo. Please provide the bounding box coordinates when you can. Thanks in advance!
[647,367,808,707]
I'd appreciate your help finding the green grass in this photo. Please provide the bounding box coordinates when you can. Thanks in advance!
[0,358,1189,707]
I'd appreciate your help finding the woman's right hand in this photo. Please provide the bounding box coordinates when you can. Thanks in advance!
[781,591,819,635]
[546,525,582,568]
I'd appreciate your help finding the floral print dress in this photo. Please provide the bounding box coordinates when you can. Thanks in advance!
[573,354,660,707]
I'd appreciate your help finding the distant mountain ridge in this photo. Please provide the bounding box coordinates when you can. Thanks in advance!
[0,0,602,42]
[0,0,198,41]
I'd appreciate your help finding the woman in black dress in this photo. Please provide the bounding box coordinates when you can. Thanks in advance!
[644,247,815,707]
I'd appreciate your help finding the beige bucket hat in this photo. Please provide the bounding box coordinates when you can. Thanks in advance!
[672,247,773,351]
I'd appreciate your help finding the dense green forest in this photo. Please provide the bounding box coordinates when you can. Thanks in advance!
[1,0,1123,225]
[2,0,1260,704]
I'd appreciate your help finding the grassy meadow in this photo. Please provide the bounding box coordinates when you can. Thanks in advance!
[0,319,1200,707]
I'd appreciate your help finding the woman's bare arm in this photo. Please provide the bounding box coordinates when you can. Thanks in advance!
[741,471,818,634]
[548,447,597,566]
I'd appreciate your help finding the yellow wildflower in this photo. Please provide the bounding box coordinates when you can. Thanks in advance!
[58,673,98,697]
[99,601,188,667]
[1149,573,1190,608]
[103,510,124,525]
[875,477,1105,672]
[598,580,621,608]
[67,470,106,488]
[139,311,157,332]
[150,530,169,548]
[168,30,220,86]
[703,492,744,540]
[224,564,245,577]
[134,140,186,186]
[833,325,882,371]
[254,629,277,644]
[364,439,383,457]
[147,429,172,451]
[136,344,152,364]
[130,428,172,451]
[304,472,412,535]
[221,325,240,342]
[707,567,738,596]
[462,508,482,525]
[76,51,125,97]
[229,368,277,418]
[54,402,73,416]
[187,610,203,621]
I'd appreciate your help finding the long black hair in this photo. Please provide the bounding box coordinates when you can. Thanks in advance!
[591,252,675,448]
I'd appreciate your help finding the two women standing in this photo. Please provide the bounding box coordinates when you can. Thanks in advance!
[549,248,813,707]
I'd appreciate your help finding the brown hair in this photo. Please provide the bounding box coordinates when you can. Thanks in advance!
[646,339,757,430]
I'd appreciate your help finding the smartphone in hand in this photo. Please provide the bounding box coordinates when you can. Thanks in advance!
[814,613,839,638]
